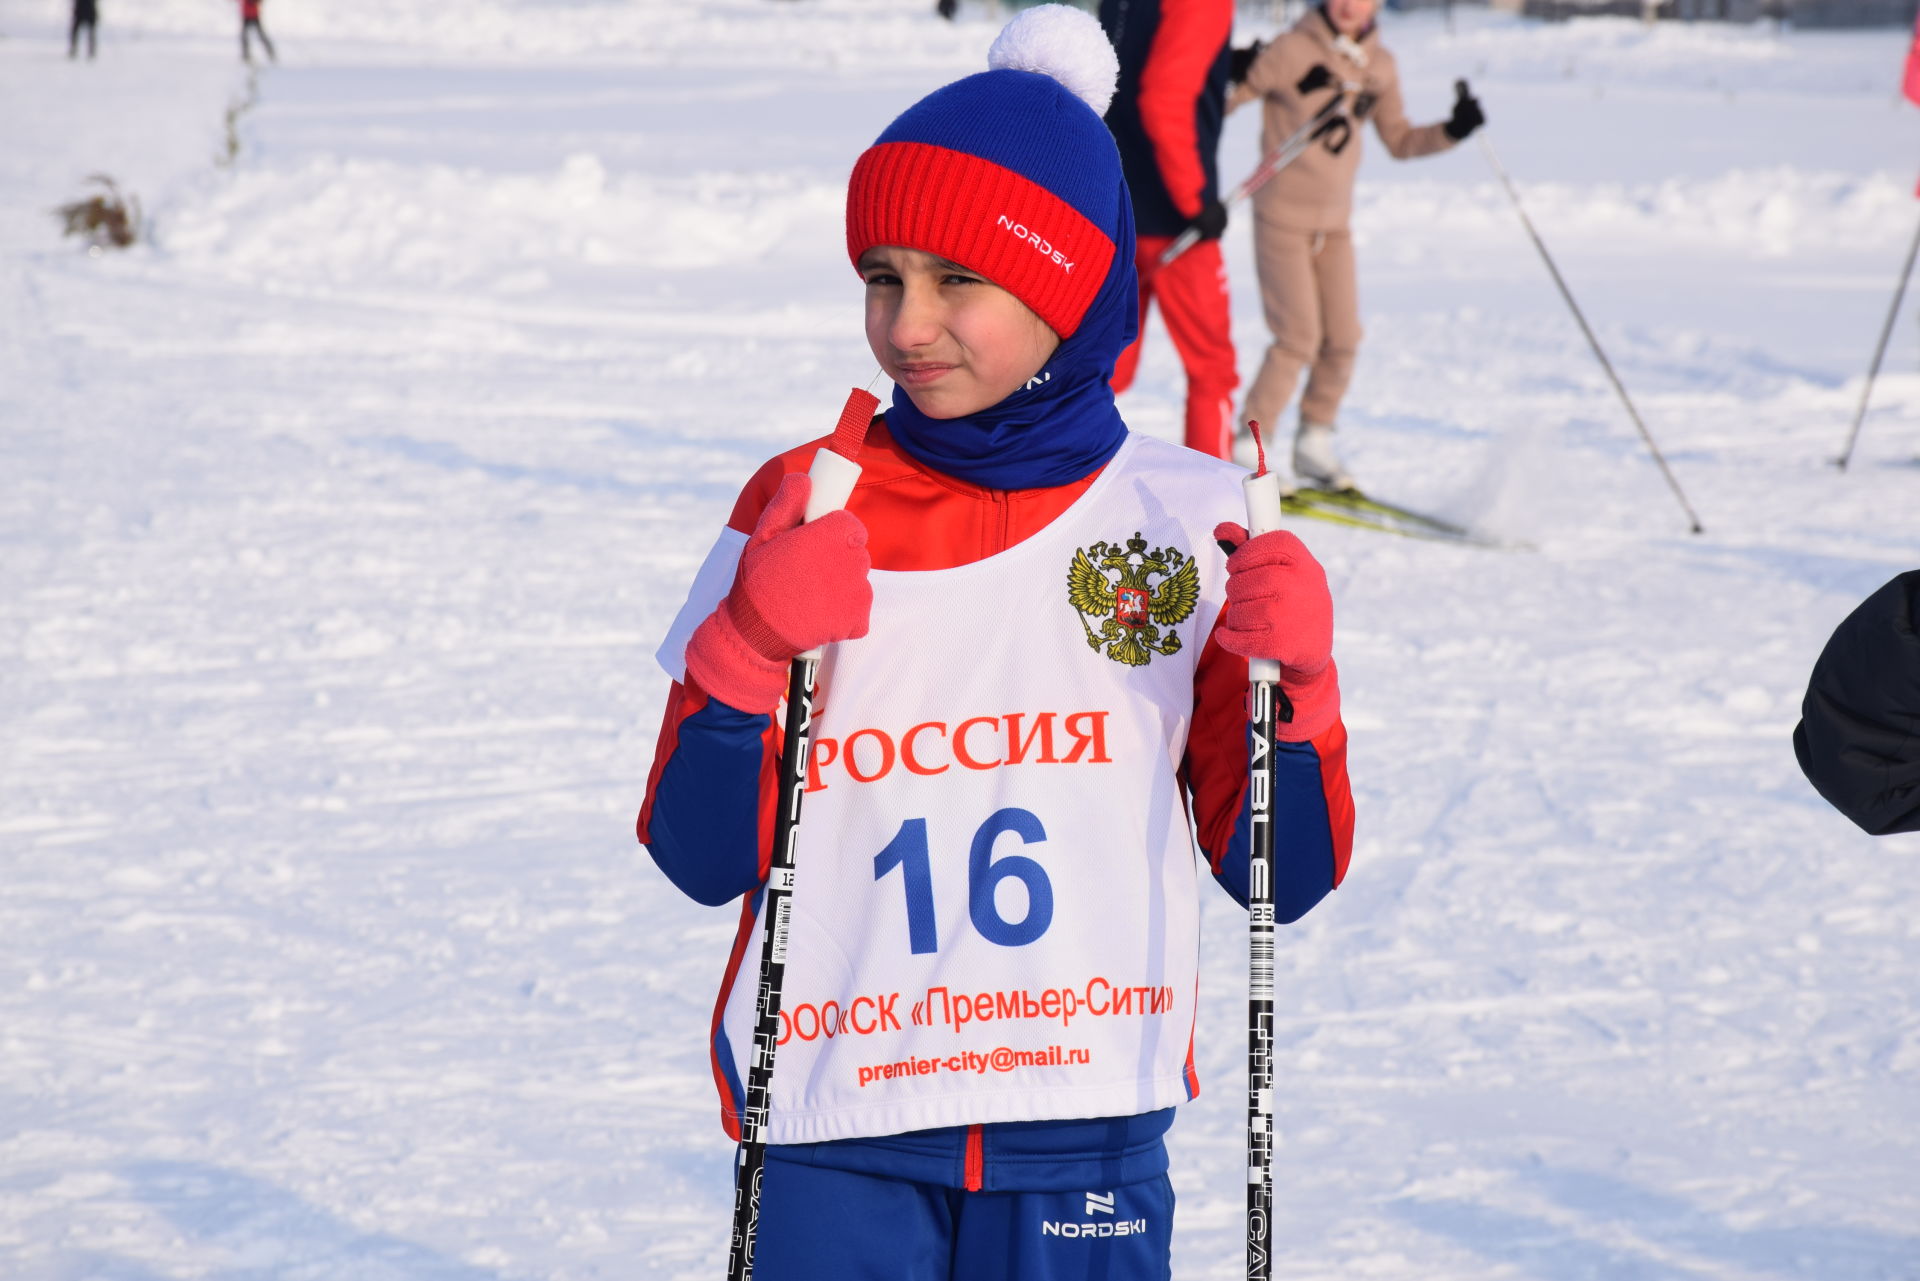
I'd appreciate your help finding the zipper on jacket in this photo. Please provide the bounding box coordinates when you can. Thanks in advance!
[964,1124,985,1191]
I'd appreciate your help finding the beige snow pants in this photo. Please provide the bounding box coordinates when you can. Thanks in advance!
[1243,223,1362,434]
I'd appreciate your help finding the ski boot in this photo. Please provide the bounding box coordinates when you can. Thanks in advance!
[1292,422,1356,494]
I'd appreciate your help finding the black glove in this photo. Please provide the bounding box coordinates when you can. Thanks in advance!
[1190,199,1228,242]
[1444,79,1484,141]
[1228,40,1264,86]
[1295,63,1333,95]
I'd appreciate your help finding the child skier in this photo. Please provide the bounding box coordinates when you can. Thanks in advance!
[638,8,1353,1277]
[1229,0,1483,489]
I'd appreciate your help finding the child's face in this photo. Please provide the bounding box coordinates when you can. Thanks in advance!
[1326,0,1377,37]
[860,246,1060,420]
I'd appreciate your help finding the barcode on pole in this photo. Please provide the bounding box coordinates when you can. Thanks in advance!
[770,898,792,963]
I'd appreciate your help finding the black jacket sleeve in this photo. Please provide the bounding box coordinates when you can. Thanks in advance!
[1792,570,1920,835]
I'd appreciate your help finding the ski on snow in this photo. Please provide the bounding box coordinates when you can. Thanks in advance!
[1283,487,1529,550]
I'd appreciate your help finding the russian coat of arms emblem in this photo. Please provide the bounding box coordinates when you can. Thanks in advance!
[1066,533,1200,667]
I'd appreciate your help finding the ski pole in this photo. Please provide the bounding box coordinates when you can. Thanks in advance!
[1234,422,1292,1281]
[1161,93,1350,266]
[726,385,877,1281]
[1835,207,1920,471]
[1473,90,1705,535]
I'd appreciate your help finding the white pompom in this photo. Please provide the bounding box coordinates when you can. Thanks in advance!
[986,4,1120,118]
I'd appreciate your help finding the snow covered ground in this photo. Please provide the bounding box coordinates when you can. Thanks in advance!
[4,0,1920,1277]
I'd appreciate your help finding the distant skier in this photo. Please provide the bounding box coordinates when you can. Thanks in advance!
[1228,0,1482,489]
[638,8,1353,1277]
[1794,570,1920,836]
[1100,0,1241,460]
[69,0,97,60]
[240,0,276,63]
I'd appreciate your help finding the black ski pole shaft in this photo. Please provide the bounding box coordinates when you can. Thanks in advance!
[726,651,815,1281]
[1161,94,1348,266]
[1237,439,1292,1281]
[726,387,877,1281]
[1246,672,1280,1281]
[1475,118,1706,535]
[1835,207,1920,472]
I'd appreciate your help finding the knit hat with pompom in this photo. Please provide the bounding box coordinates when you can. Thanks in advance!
[846,4,1128,340]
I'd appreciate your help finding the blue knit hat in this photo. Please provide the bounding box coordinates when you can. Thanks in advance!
[848,6,1129,339]
[845,5,1139,488]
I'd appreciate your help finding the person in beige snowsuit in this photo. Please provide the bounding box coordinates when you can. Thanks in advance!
[1228,0,1481,489]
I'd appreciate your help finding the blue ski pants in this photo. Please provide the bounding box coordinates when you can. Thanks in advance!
[754,1156,1175,1281]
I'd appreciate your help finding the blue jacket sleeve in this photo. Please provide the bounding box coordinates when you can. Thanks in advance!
[1209,730,1346,922]
[1187,626,1355,921]
[643,685,773,907]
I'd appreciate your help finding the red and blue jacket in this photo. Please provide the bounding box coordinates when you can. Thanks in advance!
[1100,0,1236,237]
[639,419,1353,1192]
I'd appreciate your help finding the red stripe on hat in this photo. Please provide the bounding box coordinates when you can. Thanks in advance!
[847,141,1115,339]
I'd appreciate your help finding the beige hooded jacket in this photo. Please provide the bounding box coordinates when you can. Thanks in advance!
[1227,9,1453,232]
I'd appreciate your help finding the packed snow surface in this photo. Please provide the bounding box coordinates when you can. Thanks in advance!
[4,0,1920,1277]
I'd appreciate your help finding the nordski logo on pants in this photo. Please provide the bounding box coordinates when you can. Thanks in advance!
[1041,1218,1148,1239]
[1042,1191,1148,1238]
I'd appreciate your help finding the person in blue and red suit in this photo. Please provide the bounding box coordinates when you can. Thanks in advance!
[1100,0,1241,460]
[637,8,1353,1277]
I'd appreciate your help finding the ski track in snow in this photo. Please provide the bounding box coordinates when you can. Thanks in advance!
[4,3,1920,1279]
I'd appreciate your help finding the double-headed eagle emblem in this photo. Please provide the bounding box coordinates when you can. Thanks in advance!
[1066,533,1200,667]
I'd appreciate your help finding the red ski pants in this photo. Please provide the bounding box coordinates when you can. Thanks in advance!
[1110,235,1239,460]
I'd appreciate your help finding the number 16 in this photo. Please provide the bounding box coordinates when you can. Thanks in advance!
[871,807,1054,955]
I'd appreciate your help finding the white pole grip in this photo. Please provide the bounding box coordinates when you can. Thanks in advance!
[1242,470,1285,686]
[1243,469,1284,538]
[804,447,861,523]
[797,445,864,661]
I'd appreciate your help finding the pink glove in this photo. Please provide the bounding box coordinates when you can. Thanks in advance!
[684,474,873,713]
[1213,521,1340,741]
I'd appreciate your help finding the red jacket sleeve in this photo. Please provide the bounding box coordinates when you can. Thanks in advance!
[1136,0,1234,219]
